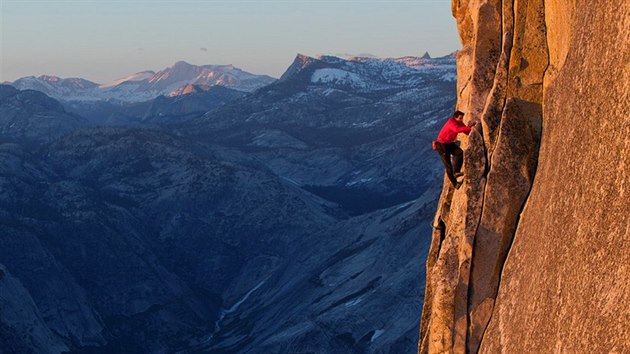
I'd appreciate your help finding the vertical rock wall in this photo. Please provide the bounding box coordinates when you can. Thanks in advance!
[419,1,629,353]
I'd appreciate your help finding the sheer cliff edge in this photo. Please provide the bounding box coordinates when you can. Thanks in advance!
[419,1,629,353]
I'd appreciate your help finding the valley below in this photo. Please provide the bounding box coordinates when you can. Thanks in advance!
[0,53,456,353]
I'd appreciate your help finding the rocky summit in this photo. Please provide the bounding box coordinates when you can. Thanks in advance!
[419,1,629,353]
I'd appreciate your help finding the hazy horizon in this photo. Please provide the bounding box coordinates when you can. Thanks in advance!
[0,0,460,83]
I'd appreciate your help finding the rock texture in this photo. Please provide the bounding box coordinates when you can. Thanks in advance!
[419,1,629,353]
[0,264,70,353]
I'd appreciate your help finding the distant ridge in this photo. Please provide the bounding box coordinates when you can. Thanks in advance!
[9,62,276,102]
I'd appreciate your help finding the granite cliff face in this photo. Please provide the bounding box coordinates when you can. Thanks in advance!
[419,1,629,353]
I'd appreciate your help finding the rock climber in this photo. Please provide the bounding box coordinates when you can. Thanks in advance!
[432,110,476,189]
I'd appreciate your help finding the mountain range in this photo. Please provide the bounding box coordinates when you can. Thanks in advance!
[181,53,456,213]
[0,52,456,353]
[7,61,276,103]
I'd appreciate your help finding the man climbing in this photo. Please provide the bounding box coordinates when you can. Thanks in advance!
[432,110,476,189]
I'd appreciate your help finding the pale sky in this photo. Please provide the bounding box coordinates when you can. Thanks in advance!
[0,0,460,83]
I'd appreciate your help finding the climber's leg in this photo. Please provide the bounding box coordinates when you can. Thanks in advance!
[449,144,464,175]
[436,142,458,187]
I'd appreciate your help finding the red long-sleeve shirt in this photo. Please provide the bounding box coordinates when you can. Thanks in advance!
[436,117,472,144]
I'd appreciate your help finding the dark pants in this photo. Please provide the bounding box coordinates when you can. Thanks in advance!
[435,142,463,187]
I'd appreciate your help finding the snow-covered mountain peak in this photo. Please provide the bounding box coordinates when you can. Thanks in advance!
[9,76,99,98]
[39,75,61,82]
[10,62,275,102]
[34,75,98,87]
[276,52,457,89]
[100,71,155,88]
[279,54,322,80]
